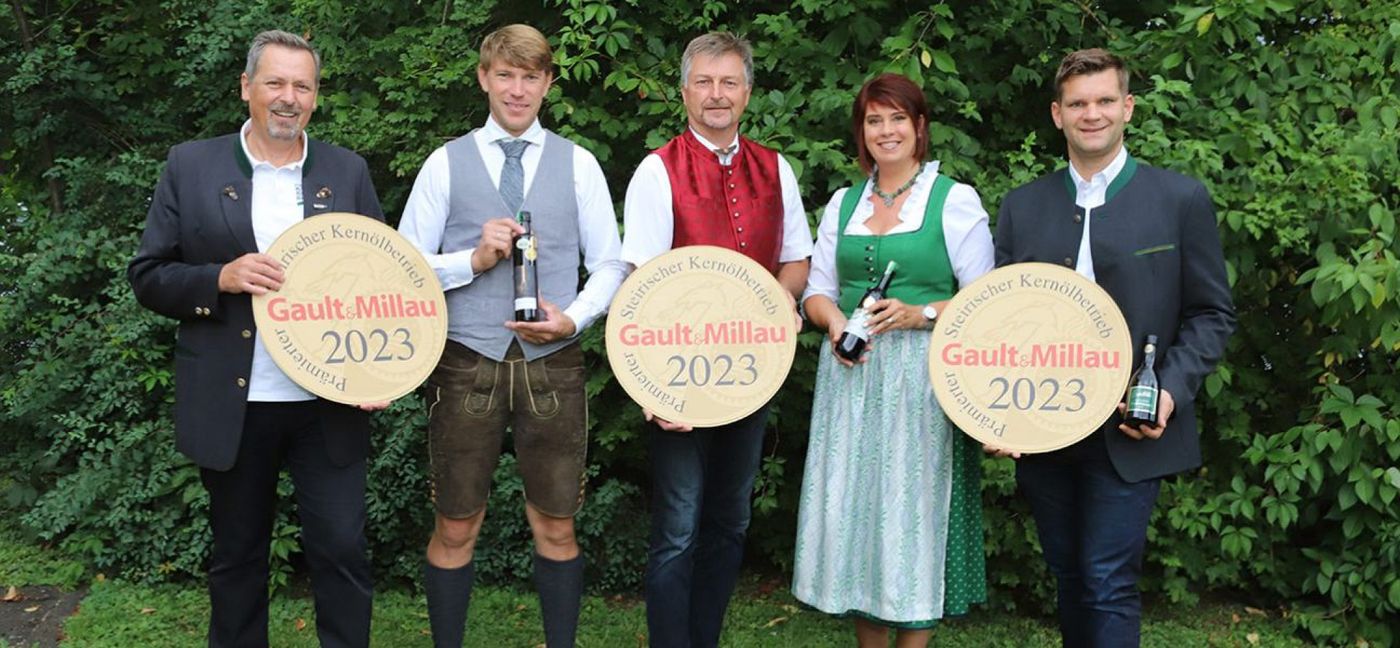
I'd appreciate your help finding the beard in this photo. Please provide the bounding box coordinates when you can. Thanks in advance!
[265,101,304,141]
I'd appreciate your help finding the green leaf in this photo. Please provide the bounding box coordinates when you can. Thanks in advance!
[1162,52,1184,69]
[931,50,957,74]
[1196,12,1215,36]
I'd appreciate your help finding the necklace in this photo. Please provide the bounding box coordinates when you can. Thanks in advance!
[871,163,924,207]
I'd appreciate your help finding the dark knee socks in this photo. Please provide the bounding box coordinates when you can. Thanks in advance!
[533,552,585,648]
[424,561,474,648]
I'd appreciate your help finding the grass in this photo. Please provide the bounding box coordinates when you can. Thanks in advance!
[50,577,1307,647]
[0,532,1306,647]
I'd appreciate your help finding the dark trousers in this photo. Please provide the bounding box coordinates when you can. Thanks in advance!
[200,401,372,648]
[644,406,768,648]
[1016,434,1161,648]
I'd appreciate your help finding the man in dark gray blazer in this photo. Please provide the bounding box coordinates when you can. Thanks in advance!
[994,49,1235,647]
[128,30,384,648]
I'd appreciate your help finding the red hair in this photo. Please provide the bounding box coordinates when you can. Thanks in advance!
[851,73,929,174]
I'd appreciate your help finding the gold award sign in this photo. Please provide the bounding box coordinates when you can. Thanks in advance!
[929,263,1133,453]
[606,246,798,428]
[252,213,448,405]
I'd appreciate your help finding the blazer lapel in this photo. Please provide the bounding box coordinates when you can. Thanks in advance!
[301,140,337,218]
[219,178,257,253]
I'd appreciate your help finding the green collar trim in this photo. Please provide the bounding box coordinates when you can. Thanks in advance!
[232,133,316,179]
[1062,153,1138,204]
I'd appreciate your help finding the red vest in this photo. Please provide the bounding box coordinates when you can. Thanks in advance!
[654,130,784,273]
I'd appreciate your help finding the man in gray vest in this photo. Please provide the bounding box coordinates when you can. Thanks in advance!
[397,23,628,648]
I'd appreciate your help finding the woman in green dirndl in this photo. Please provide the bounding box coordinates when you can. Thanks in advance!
[792,73,994,647]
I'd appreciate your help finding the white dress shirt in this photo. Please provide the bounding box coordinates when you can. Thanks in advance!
[620,128,814,269]
[1070,145,1129,281]
[804,162,995,305]
[240,120,316,402]
[397,116,628,332]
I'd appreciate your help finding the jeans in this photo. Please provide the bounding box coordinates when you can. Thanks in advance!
[644,405,768,648]
[1016,434,1161,648]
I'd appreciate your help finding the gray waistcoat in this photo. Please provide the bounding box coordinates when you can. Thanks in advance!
[442,130,580,361]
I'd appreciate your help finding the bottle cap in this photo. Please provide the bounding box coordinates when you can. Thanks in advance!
[885,260,898,274]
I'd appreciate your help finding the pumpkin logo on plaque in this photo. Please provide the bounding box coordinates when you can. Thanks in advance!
[252,213,449,405]
[929,263,1133,453]
[606,246,798,428]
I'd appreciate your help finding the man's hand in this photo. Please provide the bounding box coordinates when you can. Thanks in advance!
[470,218,526,274]
[1117,388,1175,440]
[783,289,802,330]
[504,298,576,344]
[218,253,284,295]
[644,408,693,433]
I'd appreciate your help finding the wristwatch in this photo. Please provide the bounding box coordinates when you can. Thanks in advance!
[921,304,938,322]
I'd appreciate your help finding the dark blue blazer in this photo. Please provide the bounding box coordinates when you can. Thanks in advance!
[129,133,384,470]
[995,157,1235,482]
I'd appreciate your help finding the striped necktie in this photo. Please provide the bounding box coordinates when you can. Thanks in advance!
[498,139,528,215]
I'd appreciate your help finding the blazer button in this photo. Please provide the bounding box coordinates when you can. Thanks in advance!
[1063,257,1074,266]
[193,307,201,315]
[236,378,247,388]
[1074,214,1083,223]
[242,329,252,339]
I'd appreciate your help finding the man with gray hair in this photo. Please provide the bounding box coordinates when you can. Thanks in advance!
[129,29,384,647]
[621,31,811,647]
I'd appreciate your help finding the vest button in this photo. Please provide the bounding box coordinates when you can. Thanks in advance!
[739,242,747,248]
[729,183,736,189]
[731,197,737,204]
[1063,257,1073,266]
[733,212,740,219]
[241,329,252,339]
[236,378,247,388]
[736,226,744,233]
[867,266,875,272]
[1074,214,1083,223]
[865,245,874,251]
[865,256,872,262]
[727,169,733,176]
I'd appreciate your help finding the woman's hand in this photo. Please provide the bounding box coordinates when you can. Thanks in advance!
[866,298,927,334]
[826,317,866,367]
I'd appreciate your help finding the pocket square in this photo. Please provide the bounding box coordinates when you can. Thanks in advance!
[1134,243,1176,256]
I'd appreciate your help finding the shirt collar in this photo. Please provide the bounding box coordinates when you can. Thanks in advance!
[689,128,741,163]
[1069,145,1128,189]
[240,119,308,170]
[484,115,546,147]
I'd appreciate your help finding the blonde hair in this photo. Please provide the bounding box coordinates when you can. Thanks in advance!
[479,24,553,74]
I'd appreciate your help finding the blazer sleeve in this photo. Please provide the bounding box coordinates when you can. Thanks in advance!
[353,154,385,222]
[993,198,1015,268]
[127,146,224,321]
[1160,182,1236,407]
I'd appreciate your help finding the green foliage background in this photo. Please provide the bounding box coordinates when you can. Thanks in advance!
[2,0,1397,645]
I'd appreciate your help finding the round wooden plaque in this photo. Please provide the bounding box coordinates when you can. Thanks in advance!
[605,246,798,428]
[929,262,1133,453]
[251,213,448,405]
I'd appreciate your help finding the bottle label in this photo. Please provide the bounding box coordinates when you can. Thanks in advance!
[1128,385,1157,414]
[517,236,537,261]
[842,308,871,341]
[515,297,538,311]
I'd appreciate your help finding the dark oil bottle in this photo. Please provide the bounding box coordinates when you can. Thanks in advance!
[1125,334,1160,426]
[835,261,897,361]
[512,211,540,322]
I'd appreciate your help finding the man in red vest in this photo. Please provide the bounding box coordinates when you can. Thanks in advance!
[621,31,812,648]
